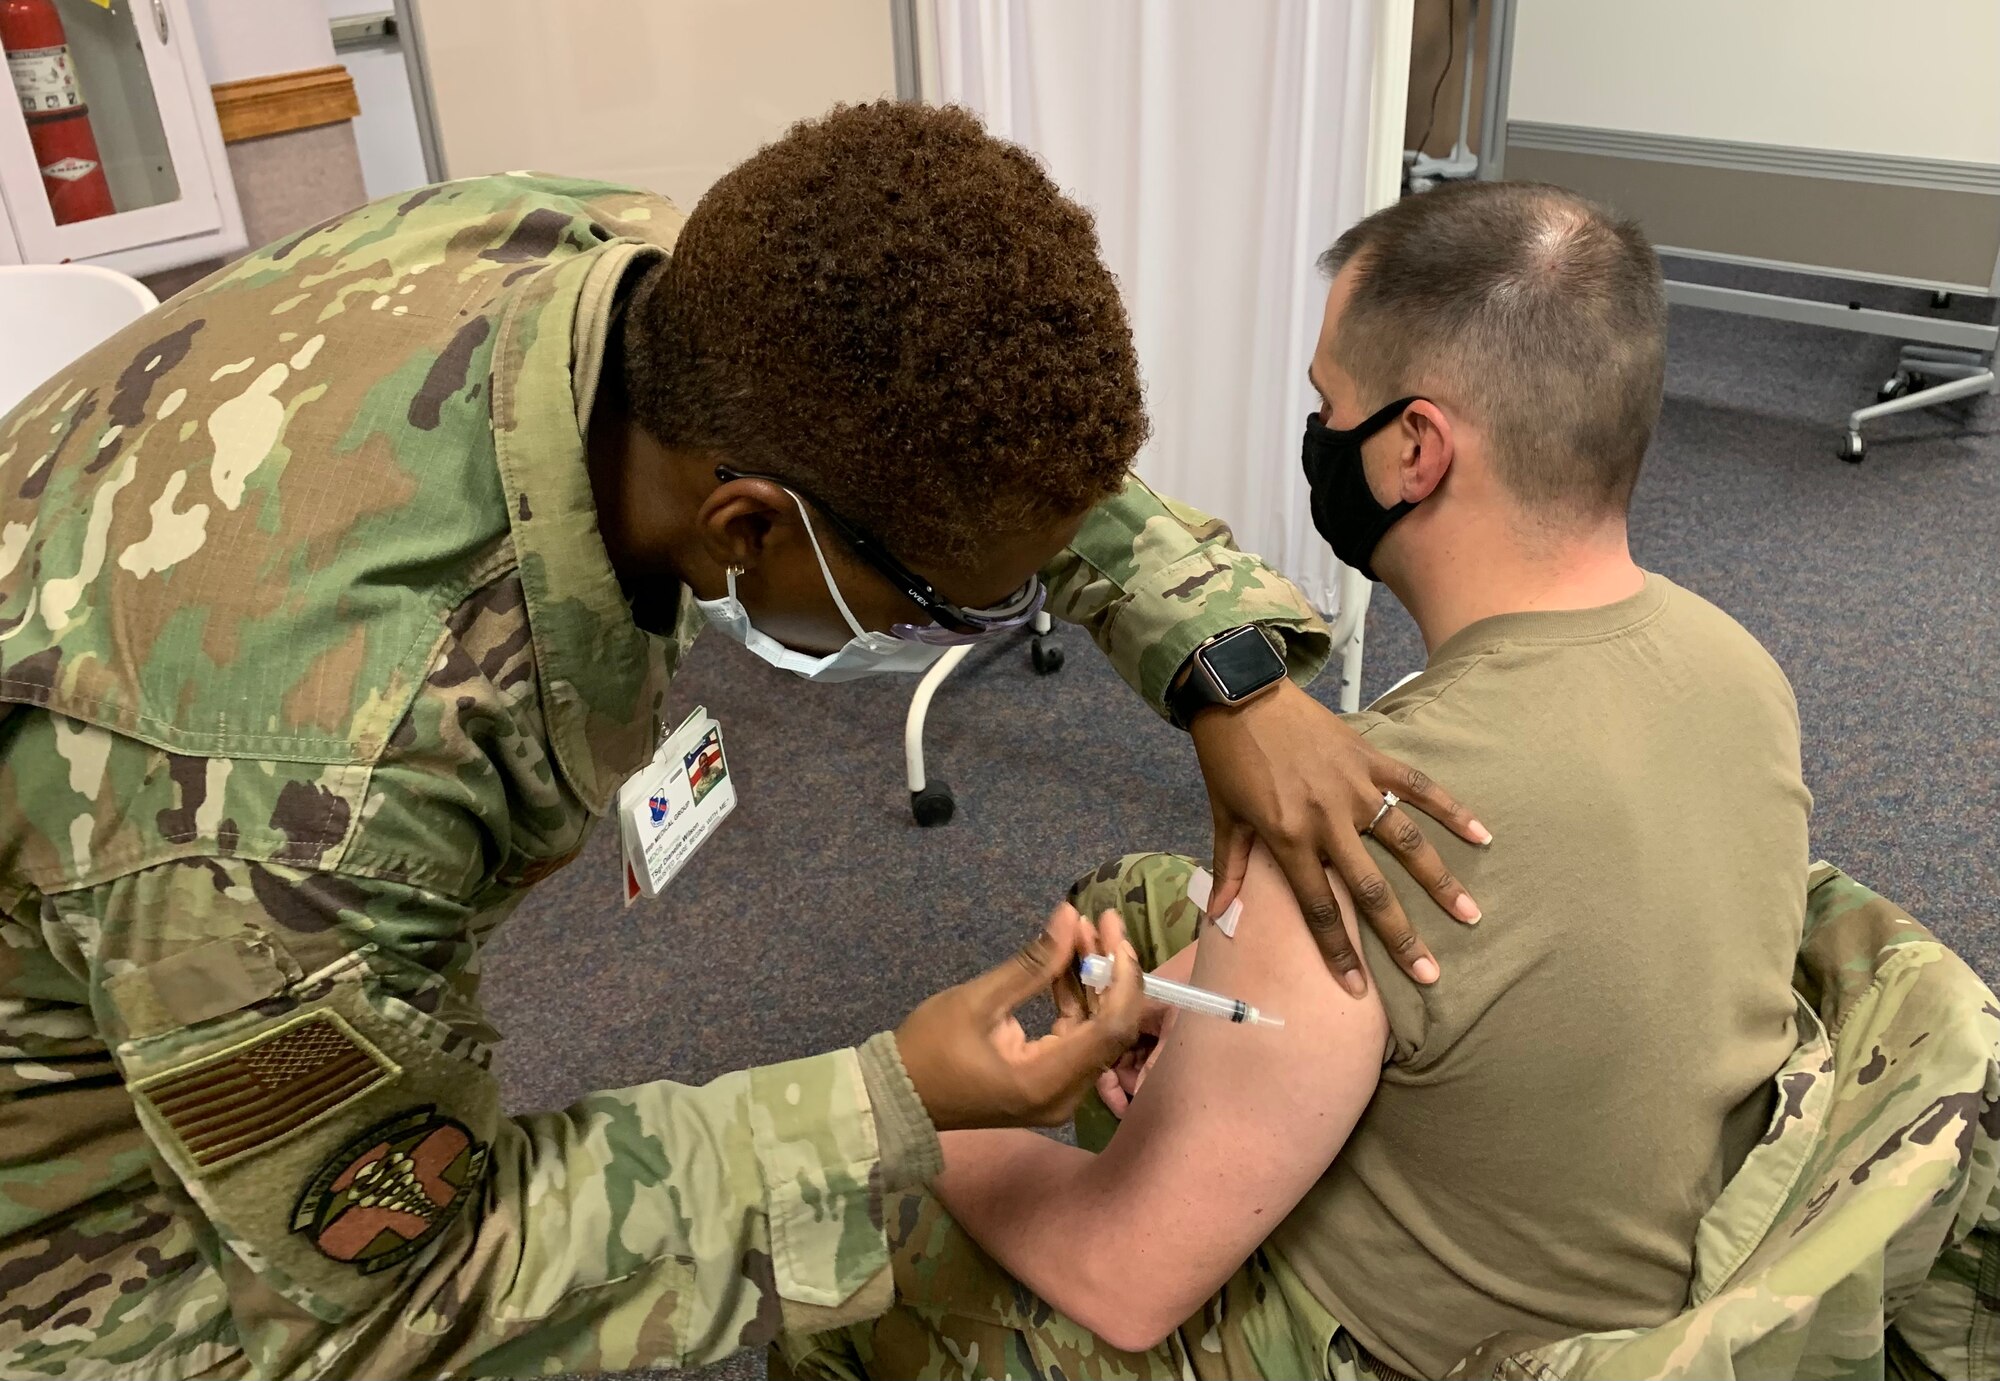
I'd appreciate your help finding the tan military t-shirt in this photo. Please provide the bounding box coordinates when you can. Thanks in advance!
[1271,574,1810,1378]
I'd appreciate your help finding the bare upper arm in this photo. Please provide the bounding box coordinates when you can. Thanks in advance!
[1083,844,1389,1336]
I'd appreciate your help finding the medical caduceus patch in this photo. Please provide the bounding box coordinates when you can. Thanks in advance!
[292,1106,489,1274]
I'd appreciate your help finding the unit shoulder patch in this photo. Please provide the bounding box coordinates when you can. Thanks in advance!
[291,1106,488,1274]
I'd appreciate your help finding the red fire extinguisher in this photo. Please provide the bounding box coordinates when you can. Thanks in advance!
[1,0,117,224]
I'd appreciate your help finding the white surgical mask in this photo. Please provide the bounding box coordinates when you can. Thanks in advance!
[692,493,948,683]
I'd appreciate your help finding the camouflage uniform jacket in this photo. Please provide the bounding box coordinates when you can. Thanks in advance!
[1453,864,2000,1381]
[0,175,1331,1379]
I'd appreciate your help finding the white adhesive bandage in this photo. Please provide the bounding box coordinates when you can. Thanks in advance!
[1186,866,1243,938]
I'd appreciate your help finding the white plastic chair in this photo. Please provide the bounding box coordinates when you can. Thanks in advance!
[0,265,160,418]
[1328,564,1374,714]
[901,565,1375,826]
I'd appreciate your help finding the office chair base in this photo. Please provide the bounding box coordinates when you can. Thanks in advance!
[911,782,955,828]
[1843,343,1996,463]
[903,613,1057,826]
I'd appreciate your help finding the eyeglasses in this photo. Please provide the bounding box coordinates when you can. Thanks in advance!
[713,466,1047,644]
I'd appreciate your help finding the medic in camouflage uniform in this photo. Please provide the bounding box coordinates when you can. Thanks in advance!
[0,105,1485,1378]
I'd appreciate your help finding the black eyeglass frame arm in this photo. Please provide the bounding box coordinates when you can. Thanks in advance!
[712,465,1033,635]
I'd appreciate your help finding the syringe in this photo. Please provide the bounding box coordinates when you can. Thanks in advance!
[1077,953,1284,1028]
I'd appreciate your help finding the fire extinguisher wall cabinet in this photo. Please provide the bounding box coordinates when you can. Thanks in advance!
[0,0,242,276]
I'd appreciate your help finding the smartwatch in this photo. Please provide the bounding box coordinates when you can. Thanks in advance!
[1167,625,1288,729]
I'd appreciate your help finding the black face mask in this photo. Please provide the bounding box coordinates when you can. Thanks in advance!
[1300,396,1422,581]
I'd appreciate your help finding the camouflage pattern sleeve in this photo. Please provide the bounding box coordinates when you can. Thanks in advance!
[1043,476,1333,717]
[46,858,898,1379]
[855,1031,945,1190]
[1447,864,2000,1381]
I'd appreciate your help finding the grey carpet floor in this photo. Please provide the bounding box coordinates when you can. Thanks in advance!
[484,271,1999,1380]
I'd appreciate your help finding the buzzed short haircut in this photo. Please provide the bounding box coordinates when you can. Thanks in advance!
[1320,181,1667,517]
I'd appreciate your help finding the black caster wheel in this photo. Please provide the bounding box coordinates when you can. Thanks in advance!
[1029,636,1065,675]
[1838,432,1866,463]
[911,781,955,827]
[1932,290,1953,309]
[1877,374,1911,402]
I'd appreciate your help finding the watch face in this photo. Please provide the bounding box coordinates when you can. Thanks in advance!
[1202,626,1286,699]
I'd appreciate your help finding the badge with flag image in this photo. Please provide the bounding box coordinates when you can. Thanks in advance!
[292,1106,488,1274]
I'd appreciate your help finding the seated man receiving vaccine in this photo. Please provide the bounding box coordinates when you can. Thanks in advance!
[778,182,1812,1380]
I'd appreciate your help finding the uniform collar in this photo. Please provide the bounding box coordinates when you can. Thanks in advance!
[488,239,696,812]
[1427,572,1670,665]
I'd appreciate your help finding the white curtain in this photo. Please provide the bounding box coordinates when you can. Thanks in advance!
[915,0,1409,617]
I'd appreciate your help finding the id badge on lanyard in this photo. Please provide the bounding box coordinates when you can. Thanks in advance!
[617,706,738,904]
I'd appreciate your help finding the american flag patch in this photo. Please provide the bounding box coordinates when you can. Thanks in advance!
[134,1011,395,1169]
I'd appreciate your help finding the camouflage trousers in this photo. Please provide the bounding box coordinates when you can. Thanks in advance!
[774,854,1380,1381]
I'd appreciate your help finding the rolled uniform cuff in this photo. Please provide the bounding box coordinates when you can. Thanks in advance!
[857,1030,943,1191]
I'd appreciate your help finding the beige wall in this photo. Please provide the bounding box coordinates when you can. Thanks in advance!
[414,0,897,209]
[1407,0,2000,167]
[144,1,369,298]
[184,0,340,83]
[1508,0,2000,163]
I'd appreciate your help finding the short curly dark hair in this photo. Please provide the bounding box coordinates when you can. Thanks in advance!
[623,101,1147,570]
